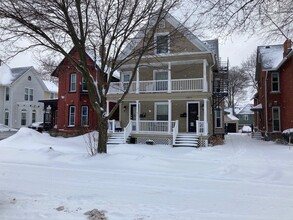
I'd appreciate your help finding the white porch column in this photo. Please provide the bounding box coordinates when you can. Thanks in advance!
[136,67,140,94]
[168,62,171,93]
[204,98,208,135]
[168,99,172,133]
[106,100,110,116]
[136,100,139,132]
[203,60,208,92]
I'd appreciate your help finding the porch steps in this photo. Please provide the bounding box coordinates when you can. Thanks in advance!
[252,131,263,140]
[173,133,199,148]
[107,133,125,144]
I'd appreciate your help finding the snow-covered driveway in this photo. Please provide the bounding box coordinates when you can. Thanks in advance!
[1,129,293,220]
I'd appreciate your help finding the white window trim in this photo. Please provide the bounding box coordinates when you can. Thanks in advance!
[272,106,281,132]
[4,109,9,126]
[21,109,27,126]
[154,32,170,54]
[81,77,88,92]
[68,106,76,127]
[215,108,223,128]
[70,73,77,92]
[154,102,168,121]
[5,87,9,101]
[81,106,89,126]
[271,72,280,93]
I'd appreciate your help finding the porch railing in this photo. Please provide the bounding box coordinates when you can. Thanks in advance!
[172,120,179,145]
[196,120,207,135]
[108,78,203,94]
[123,120,132,143]
[132,120,176,133]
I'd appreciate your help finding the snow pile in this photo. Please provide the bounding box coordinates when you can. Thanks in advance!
[43,80,58,93]
[1,130,293,219]
[242,125,252,133]
[0,63,13,85]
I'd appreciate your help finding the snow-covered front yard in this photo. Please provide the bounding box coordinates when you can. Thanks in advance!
[1,128,293,220]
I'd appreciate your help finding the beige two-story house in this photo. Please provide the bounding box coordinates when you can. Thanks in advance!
[107,13,228,147]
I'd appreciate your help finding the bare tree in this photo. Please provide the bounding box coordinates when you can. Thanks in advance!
[199,0,293,41]
[226,66,250,114]
[241,52,257,91]
[0,0,202,154]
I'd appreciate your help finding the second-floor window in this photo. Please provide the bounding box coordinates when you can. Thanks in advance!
[156,33,169,54]
[5,87,9,101]
[82,77,88,92]
[122,72,131,90]
[81,106,89,126]
[68,106,75,127]
[154,70,168,91]
[70,73,76,92]
[271,72,280,92]
[24,88,33,101]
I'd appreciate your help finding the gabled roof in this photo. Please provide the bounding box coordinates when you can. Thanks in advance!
[11,66,33,83]
[119,12,213,59]
[257,45,284,70]
[43,80,58,93]
[236,104,254,115]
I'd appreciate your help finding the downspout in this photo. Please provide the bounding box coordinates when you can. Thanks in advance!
[265,71,268,135]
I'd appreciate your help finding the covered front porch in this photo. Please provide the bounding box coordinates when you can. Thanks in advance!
[107,99,210,146]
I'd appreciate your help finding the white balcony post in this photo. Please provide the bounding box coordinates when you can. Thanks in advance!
[168,99,172,133]
[136,67,140,94]
[203,60,208,92]
[204,98,208,135]
[106,100,109,116]
[168,62,171,93]
[136,100,139,132]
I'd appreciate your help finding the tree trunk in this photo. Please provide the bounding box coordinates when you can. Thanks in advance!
[98,117,108,153]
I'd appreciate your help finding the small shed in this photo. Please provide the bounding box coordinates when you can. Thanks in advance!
[224,114,239,133]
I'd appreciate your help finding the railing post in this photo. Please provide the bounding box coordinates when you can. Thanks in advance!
[168,62,171,93]
[203,60,208,92]
[204,98,208,135]
[136,67,139,94]
[168,99,172,133]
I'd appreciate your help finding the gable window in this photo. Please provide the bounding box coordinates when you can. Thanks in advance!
[82,77,88,92]
[32,110,36,124]
[4,109,9,126]
[244,115,248,121]
[68,106,75,127]
[21,109,27,126]
[155,103,168,121]
[271,72,280,92]
[81,106,89,126]
[70,73,77,92]
[24,88,33,101]
[272,107,280,131]
[154,70,168,91]
[5,87,9,101]
[215,108,222,128]
[156,33,169,54]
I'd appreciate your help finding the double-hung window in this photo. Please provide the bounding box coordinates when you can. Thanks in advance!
[21,109,27,126]
[154,70,168,91]
[81,106,89,126]
[215,108,222,128]
[24,88,33,101]
[156,33,169,54]
[68,106,76,127]
[4,110,9,126]
[155,103,168,121]
[82,77,88,92]
[272,107,280,131]
[271,72,280,92]
[70,73,77,92]
[122,72,131,91]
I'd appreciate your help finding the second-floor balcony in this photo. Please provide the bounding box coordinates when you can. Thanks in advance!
[108,78,206,94]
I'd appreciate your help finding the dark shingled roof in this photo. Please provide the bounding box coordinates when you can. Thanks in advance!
[10,66,32,83]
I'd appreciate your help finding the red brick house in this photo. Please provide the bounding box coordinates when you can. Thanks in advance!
[46,48,119,134]
[253,39,293,138]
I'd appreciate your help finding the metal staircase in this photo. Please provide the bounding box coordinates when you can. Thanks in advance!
[173,133,199,147]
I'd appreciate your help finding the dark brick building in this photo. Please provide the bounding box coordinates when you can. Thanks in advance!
[253,39,293,138]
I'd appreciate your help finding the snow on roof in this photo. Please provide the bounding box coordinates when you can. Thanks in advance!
[258,45,284,70]
[251,103,262,110]
[11,66,32,83]
[227,114,239,121]
[202,39,219,57]
[237,104,254,115]
[85,51,120,80]
[0,63,13,85]
[43,80,58,93]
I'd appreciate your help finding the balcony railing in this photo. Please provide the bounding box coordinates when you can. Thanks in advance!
[108,78,203,94]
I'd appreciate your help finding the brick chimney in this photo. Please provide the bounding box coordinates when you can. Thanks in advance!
[283,39,292,57]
